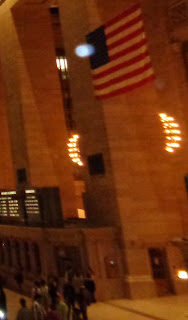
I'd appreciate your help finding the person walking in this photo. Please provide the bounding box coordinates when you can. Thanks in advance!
[56,296,68,320]
[16,298,34,320]
[75,285,88,320]
[46,304,61,320]
[32,295,46,320]
[32,281,42,301]
[63,277,75,320]
[49,279,59,304]
[84,274,96,303]
[40,279,49,311]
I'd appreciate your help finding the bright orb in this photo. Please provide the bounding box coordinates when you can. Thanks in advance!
[177,270,188,279]
[75,44,95,58]
[0,310,5,319]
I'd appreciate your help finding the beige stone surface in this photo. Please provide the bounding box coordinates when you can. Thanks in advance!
[58,0,188,297]
[5,288,188,320]
[0,0,78,218]
[0,0,188,300]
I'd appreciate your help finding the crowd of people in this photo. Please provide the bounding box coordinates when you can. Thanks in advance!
[0,271,96,320]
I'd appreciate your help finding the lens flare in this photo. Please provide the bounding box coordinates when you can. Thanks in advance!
[75,44,95,58]
[0,310,5,319]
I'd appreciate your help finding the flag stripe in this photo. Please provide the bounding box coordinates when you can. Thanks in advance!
[105,3,140,29]
[96,75,155,99]
[105,8,142,35]
[110,38,147,61]
[93,47,148,75]
[109,33,145,56]
[92,51,149,80]
[107,20,143,46]
[94,62,152,90]
[95,68,154,95]
[93,56,151,85]
[87,4,154,99]
[106,15,142,40]
[104,9,142,34]
[108,26,144,50]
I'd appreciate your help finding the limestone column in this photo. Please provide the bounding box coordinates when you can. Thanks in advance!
[11,1,77,218]
[0,60,15,189]
[58,0,120,226]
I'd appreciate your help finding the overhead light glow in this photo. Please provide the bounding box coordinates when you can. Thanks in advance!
[159,113,181,153]
[68,134,83,166]
[173,136,181,141]
[165,146,174,153]
[171,130,181,134]
[178,270,188,279]
[56,57,68,71]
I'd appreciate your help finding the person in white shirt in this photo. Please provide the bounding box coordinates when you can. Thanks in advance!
[32,296,46,320]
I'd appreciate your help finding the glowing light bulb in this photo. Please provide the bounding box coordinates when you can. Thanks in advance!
[170,123,179,127]
[170,143,180,148]
[159,113,167,118]
[172,136,181,141]
[178,270,188,279]
[171,130,181,134]
[68,134,83,166]
[165,146,174,153]
[160,113,181,153]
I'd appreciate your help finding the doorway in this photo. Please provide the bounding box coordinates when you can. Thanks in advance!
[55,246,83,277]
[149,248,174,296]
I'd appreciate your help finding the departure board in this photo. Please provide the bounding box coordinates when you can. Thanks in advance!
[0,191,19,217]
[25,190,40,215]
[0,187,63,227]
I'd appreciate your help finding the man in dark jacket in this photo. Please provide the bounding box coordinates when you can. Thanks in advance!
[63,277,75,320]
[16,299,34,320]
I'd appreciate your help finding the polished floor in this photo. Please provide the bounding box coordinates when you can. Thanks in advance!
[5,289,188,320]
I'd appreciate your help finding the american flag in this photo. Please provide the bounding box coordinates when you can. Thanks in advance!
[86,3,154,100]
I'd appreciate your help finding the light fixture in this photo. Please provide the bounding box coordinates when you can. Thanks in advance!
[56,57,68,71]
[67,134,83,166]
[177,270,188,279]
[159,113,181,153]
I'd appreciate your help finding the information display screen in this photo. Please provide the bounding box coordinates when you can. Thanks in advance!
[0,191,19,217]
[25,190,40,215]
[0,187,62,227]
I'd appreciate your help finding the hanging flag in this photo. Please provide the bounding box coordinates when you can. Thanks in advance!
[86,3,154,99]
